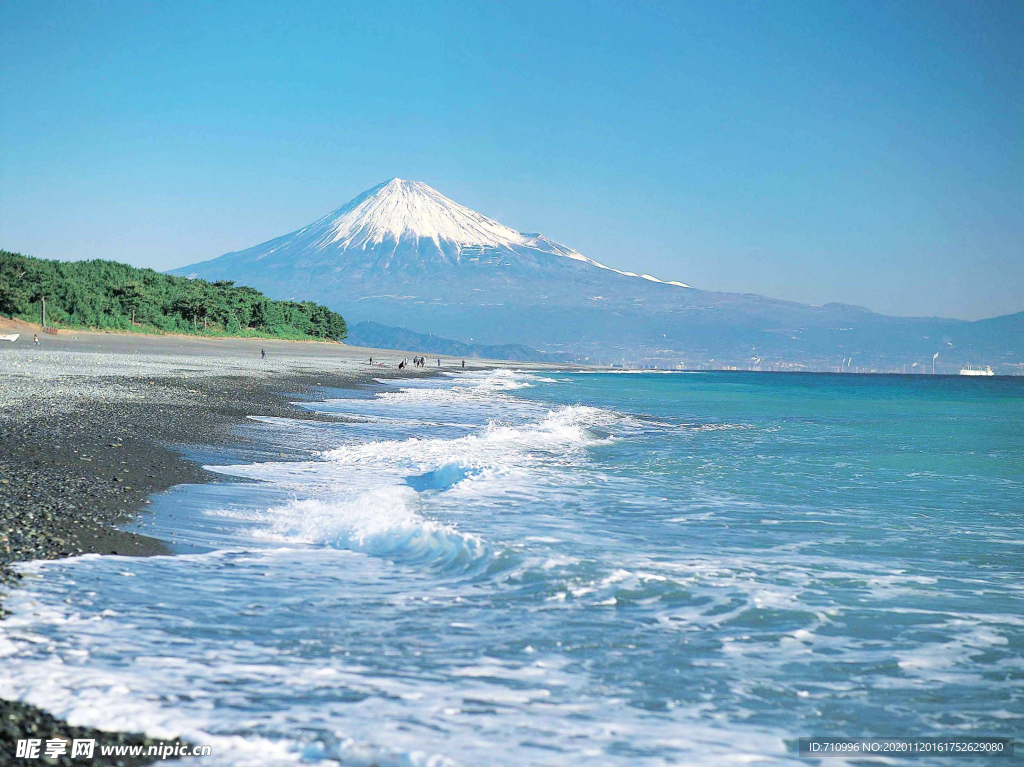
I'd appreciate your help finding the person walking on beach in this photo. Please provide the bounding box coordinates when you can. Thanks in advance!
[399,360,405,370]
[261,348,266,359]
[462,360,465,369]
[33,334,39,345]
[437,358,441,367]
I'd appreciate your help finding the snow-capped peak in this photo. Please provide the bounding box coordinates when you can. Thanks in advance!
[322,178,524,249]
[290,178,689,287]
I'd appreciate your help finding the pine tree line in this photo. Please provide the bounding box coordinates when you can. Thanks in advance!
[0,250,347,341]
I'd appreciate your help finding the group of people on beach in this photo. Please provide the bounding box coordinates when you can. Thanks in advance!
[393,356,467,370]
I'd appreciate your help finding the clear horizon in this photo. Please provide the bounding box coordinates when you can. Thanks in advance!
[1,1,1021,321]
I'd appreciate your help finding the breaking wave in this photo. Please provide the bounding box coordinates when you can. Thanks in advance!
[321,403,617,471]
[252,486,490,572]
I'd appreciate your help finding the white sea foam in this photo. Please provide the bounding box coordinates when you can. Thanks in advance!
[4,369,1019,766]
[322,404,615,468]
[0,548,801,767]
[251,487,489,571]
[191,373,622,577]
[316,370,555,430]
[201,400,620,573]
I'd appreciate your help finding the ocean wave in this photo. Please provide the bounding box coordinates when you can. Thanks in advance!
[252,487,490,572]
[403,369,557,398]
[569,369,706,375]
[321,405,617,477]
[451,368,545,389]
[323,371,550,428]
[204,401,625,574]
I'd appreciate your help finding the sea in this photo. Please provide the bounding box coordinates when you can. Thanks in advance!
[1,370,1022,766]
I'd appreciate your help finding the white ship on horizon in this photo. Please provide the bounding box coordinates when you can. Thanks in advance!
[960,365,995,377]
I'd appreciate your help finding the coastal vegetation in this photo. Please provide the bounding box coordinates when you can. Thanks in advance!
[0,250,347,341]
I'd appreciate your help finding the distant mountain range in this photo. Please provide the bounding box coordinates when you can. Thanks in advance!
[346,321,574,363]
[172,179,1023,372]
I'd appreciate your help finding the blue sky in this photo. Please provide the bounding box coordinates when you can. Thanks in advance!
[1,1,1020,320]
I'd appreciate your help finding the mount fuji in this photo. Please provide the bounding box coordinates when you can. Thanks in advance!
[173,179,1022,370]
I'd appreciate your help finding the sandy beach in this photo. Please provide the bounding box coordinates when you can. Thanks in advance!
[0,320,513,764]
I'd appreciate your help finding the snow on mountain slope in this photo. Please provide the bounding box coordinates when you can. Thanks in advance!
[325,178,523,249]
[180,178,690,288]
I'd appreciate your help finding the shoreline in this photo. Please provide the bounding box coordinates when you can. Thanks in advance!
[0,328,501,764]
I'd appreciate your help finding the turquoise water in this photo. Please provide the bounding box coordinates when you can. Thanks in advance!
[1,371,1021,765]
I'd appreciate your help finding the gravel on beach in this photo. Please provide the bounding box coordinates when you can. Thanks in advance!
[0,328,482,765]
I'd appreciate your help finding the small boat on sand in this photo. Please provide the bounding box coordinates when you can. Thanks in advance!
[0,333,20,342]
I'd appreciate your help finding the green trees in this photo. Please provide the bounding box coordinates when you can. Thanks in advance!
[113,283,145,325]
[172,289,210,330]
[0,250,347,341]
